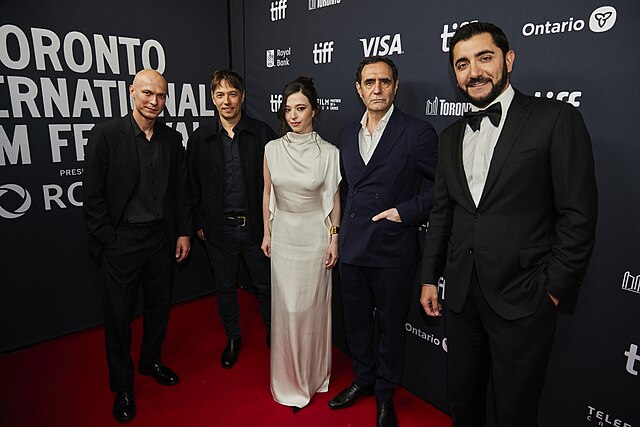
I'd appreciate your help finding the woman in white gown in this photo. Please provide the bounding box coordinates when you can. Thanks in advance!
[261,77,341,412]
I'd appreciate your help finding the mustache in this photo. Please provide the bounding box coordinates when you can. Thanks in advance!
[467,76,491,86]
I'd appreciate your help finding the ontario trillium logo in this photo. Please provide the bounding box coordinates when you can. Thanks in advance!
[589,6,617,33]
[0,183,31,219]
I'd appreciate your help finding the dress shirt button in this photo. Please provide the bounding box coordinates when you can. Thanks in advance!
[374,193,380,199]
[350,213,355,218]
[354,189,358,194]
[468,248,474,254]
[475,213,481,219]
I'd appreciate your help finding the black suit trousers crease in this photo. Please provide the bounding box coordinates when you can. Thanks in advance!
[102,221,174,392]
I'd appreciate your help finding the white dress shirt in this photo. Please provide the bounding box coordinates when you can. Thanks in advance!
[462,85,515,206]
[358,104,394,165]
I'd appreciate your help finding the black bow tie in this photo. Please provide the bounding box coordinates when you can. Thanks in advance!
[464,103,502,132]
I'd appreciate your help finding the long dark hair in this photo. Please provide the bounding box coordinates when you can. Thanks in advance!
[277,76,320,135]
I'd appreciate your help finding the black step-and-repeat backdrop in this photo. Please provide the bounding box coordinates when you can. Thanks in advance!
[2,1,639,426]
[0,1,229,351]
[240,1,639,426]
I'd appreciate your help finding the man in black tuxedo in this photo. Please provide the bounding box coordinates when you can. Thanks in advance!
[187,70,275,369]
[329,57,438,427]
[84,69,191,423]
[420,23,598,426]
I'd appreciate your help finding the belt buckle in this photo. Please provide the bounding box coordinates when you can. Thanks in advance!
[237,215,246,227]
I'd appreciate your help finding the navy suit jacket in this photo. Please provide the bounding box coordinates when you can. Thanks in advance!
[421,90,598,319]
[339,107,438,267]
[83,114,192,261]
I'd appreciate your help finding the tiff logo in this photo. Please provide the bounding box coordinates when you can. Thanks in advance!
[270,0,287,21]
[313,41,334,64]
[624,343,640,376]
[534,90,582,108]
[440,20,478,52]
[270,94,283,113]
[622,271,640,294]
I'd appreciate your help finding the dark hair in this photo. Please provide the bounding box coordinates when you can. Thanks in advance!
[276,76,320,135]
[355,56,398,83]
[449,22,510,66]
[210,69,244,93]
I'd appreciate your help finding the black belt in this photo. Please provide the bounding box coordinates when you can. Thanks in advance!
[224,214,247,227]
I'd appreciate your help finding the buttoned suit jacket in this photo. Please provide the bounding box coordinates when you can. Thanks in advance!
[186,113,277,244]
[421,90,598,319]
[83,113,192,261]
[339,107,438,267]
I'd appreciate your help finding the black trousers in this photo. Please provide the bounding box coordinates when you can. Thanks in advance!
[102,222,173,392]
[205,222,271,340]
[445,267,557,427]
[339,263,415,401]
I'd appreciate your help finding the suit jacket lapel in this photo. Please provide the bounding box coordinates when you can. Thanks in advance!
[355,108,406,184]
[479,90,531,206]
[450,120,476,210]
[120,114,140,184]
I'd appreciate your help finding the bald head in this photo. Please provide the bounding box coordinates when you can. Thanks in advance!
[129,69,167,125]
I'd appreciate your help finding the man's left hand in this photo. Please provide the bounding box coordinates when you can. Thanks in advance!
[175,236,191,262]
[372,208,401,223]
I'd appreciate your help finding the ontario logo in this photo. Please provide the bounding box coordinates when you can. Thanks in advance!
[0,183,31,219]
[522,5,617,37]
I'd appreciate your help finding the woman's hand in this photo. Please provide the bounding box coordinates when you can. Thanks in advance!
[261,235,271,258]
[324,235,339,269]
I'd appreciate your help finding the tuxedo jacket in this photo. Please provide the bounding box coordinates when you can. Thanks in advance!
[186,113,277,244]
[421,90,598,319]
[83,113,192,261]
[339,107,438,267]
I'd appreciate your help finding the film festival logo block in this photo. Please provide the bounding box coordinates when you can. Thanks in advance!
[270,0,287,21]
[308,0,341,10]
[0,183,31,219]
[317,97,341,111]
[313,41,334,64]
[621,271,640,295]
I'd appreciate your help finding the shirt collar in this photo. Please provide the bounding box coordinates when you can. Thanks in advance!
[360,104,395,133]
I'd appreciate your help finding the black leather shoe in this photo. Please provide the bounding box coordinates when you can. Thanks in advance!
[221,338,241,369]
[139,363,180,386]
[292,406,303,414]
[112,391,136,423]
[328,383,374,409]
[377,399,396,427]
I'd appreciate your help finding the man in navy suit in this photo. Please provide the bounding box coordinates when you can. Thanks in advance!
[329,56,438,427]
[420,23,597,426]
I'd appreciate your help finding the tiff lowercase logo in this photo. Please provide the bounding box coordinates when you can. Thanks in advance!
[270,94,283,113]
[624,343,640,375]
[589,6,617,32]
[270,0,287,21]
[359,34,403,57]
[313,41,334,64]
[534,90,582,107]
[440,21,477,52]
[621,271,640,294]
[0,183,31,219]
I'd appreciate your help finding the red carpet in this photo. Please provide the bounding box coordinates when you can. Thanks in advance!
[0,291,451,426]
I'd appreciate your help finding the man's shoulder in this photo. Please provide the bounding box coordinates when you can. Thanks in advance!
[155,120,183,142]
[92,115,128,134]
[242,113,276,135]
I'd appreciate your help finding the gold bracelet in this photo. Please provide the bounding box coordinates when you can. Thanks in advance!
[330,225,340,235]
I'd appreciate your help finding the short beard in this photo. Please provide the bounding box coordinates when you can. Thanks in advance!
[459,64,509,108]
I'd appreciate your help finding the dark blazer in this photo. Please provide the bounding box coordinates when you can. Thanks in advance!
[83,113,192,261]
[339,107,438,267]
[186,113,277,244]
[421,89,598,319]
